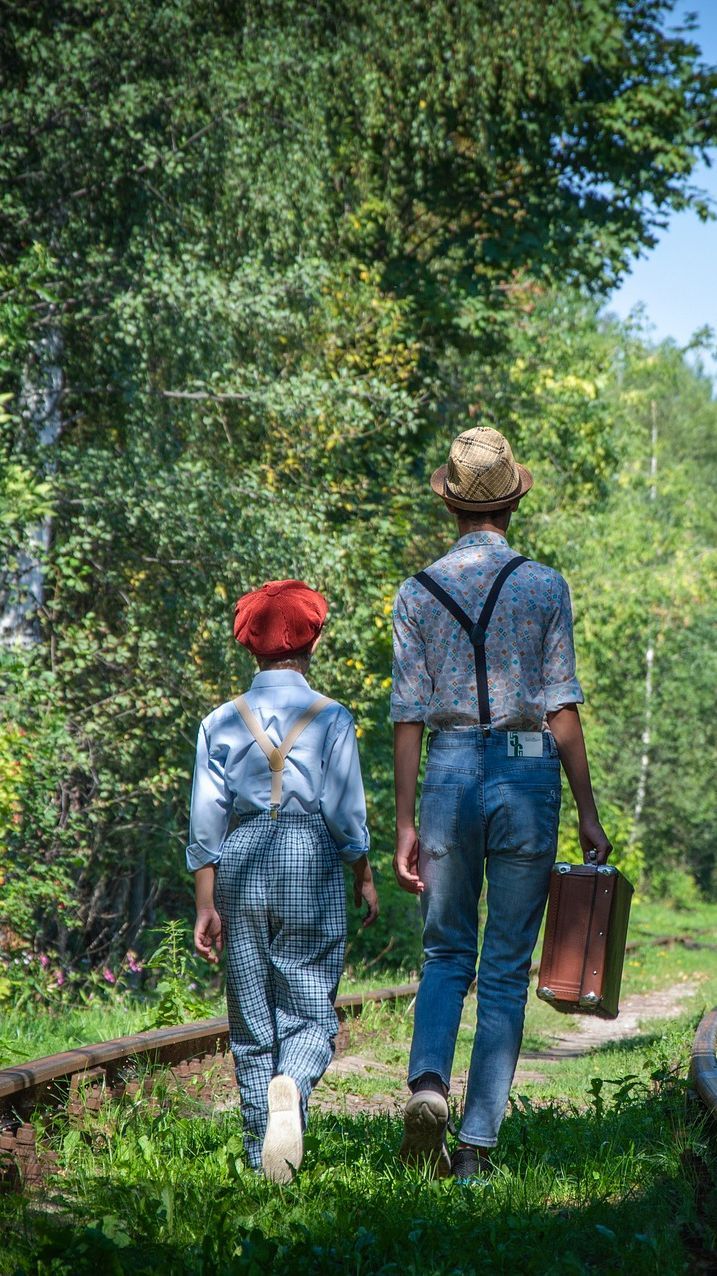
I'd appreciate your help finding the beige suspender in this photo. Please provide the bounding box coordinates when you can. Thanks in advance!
[233,694,332,818]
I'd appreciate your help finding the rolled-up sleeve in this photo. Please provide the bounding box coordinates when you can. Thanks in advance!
[390,584,432,722]
[185,723,234,872]
[542,576,584,712]
[320,715,370,864]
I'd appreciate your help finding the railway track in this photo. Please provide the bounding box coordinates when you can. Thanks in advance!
[1,933,716,1189]
[0,982,419,1187]
[690,1007,717,1119]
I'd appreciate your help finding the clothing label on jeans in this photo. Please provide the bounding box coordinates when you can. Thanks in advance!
[507,731,543,758]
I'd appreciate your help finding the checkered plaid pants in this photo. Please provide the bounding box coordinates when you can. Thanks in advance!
[215,812,346,1169]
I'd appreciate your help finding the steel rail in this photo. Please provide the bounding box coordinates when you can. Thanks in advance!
[0,982,420,1124]
[691,1008,717,1118]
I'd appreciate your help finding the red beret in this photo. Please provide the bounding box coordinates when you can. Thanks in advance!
[233,579,328,658]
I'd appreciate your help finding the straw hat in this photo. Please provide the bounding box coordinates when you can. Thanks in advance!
[430,426,533,511]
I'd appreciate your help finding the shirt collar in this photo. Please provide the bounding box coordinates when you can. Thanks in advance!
[251,670,311,690]
[449,531,509,553]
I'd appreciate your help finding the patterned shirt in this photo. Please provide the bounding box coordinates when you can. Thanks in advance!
[391,532,583,731]
[186,670,370,870]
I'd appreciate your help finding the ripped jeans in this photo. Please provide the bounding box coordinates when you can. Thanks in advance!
[408,728,561,1147]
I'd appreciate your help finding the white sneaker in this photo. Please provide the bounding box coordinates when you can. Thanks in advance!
[399,1089,451,1177]
[261,1075,304,1183]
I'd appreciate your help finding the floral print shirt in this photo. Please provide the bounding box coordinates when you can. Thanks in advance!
[391,532,583,731]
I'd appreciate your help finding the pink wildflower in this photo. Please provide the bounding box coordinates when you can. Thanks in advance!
[54,970,65,987]
[102,967,116,985]
[125,950,143,974]
[39,954,50,969]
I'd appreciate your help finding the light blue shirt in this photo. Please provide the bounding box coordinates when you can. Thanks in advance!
[186,670,370,871]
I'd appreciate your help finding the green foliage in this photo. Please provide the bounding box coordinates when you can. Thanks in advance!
[646,865,703,911]
[0,0,715,974]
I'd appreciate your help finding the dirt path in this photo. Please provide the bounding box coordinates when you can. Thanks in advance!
[521,980,698,1060]
[312,979,699,1112]
[510,978,699,1083]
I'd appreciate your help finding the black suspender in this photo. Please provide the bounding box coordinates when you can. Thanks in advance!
[414,556,528,728]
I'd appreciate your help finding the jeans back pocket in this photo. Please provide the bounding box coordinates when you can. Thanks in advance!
[496,782,561,856]
[419,782,464,859]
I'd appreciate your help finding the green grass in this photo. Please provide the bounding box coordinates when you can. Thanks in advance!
[2,900,717,1272]
[0,1000,159,1068]
[1,1018,716,1274]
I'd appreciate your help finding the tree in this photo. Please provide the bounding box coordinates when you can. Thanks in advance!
[0,0,715,966]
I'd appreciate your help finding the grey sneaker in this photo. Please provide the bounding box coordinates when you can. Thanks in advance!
[399,1088,451,1177]
[262,1075,303,1183]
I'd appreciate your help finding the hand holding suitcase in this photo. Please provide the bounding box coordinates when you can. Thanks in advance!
[537,856,634,1019]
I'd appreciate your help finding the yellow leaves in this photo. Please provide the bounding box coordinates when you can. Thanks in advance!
[0,723,26,844]
[419,99,427,109]
[373,615,384,628]
[562,374,598,399]
[214,583,227,602]
[381,676,392,689]
[355,725,364,738]
[531,368,598,400]
[383,599,393,615]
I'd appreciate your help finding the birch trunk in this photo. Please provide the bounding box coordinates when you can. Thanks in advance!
[0,325,63,646]
[630,398,658,840]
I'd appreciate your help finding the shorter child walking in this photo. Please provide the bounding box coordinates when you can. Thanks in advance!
[187,579,378,1181]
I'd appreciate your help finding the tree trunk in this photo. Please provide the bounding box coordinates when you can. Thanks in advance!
[630,399,658,840]
[0,324,63,645]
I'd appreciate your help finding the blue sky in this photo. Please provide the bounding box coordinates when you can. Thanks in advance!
[606,2,717,376]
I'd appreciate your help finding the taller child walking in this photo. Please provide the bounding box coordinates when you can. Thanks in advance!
[187,579,378,1181]
[391,426,611,1180]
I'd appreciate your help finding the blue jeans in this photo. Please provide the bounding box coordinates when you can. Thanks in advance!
[408,729,561,1148]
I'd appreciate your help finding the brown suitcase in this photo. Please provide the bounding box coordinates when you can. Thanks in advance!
[537,863,634,1019]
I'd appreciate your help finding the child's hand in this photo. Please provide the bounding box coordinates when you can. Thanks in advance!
[194,907,223,963]
[352,857,379,928]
